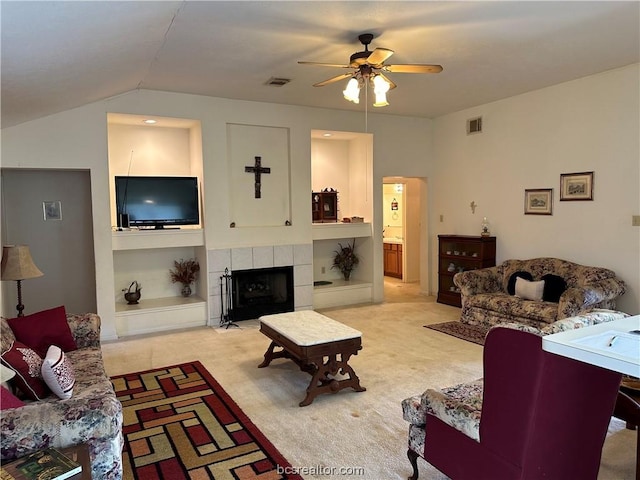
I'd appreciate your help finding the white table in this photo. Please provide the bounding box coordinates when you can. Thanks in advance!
[258,311,366,406]
[542,315,640,377]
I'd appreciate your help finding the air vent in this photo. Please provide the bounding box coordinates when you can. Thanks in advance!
[265,77,291,87]
[467,116,483,135]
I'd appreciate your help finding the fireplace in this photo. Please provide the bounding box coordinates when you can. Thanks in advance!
[229,266,294,321]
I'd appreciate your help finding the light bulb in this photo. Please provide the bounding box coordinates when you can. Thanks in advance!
[373,74,390,94]
[343,78,360,104]
[373,91,389,107]
[372,75,390,107]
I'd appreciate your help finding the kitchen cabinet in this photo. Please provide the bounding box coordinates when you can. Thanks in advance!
[384,242,403,278]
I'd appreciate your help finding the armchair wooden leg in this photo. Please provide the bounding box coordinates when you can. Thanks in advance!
[407,448,420,480]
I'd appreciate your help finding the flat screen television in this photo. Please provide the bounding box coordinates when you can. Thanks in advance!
[115,176,200,229]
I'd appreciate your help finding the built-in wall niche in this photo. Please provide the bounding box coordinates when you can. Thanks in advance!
[312,237,373,284]
[107,113,208,336]
[113,247,202,302]
[107,113,204,229]
[311,130,373,223]
[310,130,374,309]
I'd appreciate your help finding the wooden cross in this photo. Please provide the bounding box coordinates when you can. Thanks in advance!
[244,156,271,198]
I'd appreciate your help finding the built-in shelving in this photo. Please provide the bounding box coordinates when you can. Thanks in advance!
[311,130,374,309]
[108,114,207,337]
[115,295,206,336]
[312,279,373,309]
[312,222,372,241]
[312,223,373,308]
[112,229,204,250]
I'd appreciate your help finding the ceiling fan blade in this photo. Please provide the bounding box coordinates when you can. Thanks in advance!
[379,73,397,90]
[313,73,353,87]
[298,61,351,68]
[384,64,443,74]
[366,48,394,66]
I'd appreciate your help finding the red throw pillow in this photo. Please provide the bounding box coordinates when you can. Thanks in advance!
[7,306,77,358]
[0,341,50,400]
[1,385,25,409]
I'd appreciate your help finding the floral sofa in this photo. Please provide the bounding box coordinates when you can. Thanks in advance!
[453,257,627,333]
[1,313,123,479]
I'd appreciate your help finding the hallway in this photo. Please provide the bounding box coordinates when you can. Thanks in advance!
[383,276,430,303]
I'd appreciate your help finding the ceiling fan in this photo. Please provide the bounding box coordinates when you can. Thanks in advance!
[298,33,442,106]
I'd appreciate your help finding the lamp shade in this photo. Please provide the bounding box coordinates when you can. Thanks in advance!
[343,77,360,104]
[1,245,44,281]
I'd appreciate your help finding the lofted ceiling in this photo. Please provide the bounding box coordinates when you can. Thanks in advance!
[2,1,639,129]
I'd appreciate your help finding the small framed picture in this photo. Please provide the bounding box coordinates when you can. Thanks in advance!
[524,189,553,215]
[560,171,594,201]
[43,201,62,221]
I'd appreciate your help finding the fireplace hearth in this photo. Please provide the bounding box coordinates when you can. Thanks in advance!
[228,266,294,321]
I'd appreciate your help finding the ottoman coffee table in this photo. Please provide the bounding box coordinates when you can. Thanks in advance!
[258,310,366,406]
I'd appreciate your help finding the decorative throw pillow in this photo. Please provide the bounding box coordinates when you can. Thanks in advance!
[1,385,25,409]
[515,277,545,301]
[0,341,49,400]
[541,274,567,303]
[41,345,75,400]
[507,271,534,295]
[7,306,77,358]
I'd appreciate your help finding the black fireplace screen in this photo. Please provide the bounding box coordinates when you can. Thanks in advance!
[229,266,294,321]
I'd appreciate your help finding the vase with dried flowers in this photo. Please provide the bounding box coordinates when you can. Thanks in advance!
[331,238,359,281]
[170,258,200,297]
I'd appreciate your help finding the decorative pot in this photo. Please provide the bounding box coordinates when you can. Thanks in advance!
[124,291,141,305]
[181,284,192,297]
[342,270,351,281]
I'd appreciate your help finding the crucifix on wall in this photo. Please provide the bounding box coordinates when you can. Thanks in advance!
[245,156,271,198]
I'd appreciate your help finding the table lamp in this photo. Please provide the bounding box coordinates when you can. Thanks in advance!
[1,245,44,317]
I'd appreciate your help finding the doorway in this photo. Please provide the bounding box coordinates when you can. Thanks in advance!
[1,169,97,316]
[382,176,428,298]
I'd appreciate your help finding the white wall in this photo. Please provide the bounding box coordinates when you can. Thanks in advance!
[1,90,433,337]
[1,103,116,337]
[311,139,351,219]
[430,64,640,314]
[108,123,196,227]
[311,135,374,222]
[3,63,636,333]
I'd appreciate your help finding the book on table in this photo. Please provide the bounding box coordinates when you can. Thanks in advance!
[0,447,82,480]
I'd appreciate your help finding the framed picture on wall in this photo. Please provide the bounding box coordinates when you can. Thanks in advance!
[43,201,62,221]
[560,171,594,201]
[524,189,553,215]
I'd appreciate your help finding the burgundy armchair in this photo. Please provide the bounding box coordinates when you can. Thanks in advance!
[402,326,622,479]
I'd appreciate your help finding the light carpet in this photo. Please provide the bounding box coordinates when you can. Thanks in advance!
[102,281,635,480]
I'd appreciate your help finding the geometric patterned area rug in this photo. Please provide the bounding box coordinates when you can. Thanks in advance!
[111,361,303,480]
[424,321,490,346]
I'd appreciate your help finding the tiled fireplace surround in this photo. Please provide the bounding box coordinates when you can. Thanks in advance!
[207,244,314,324]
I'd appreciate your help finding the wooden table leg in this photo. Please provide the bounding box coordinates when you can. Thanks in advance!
[299,351,366,407]
[258,341,291,368]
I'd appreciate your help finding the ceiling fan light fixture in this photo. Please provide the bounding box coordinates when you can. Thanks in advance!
[372,74,390,107]
[373,91,389,108]
[343,77,360,104]
[373,74,390,93]
[300,33,441,110]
